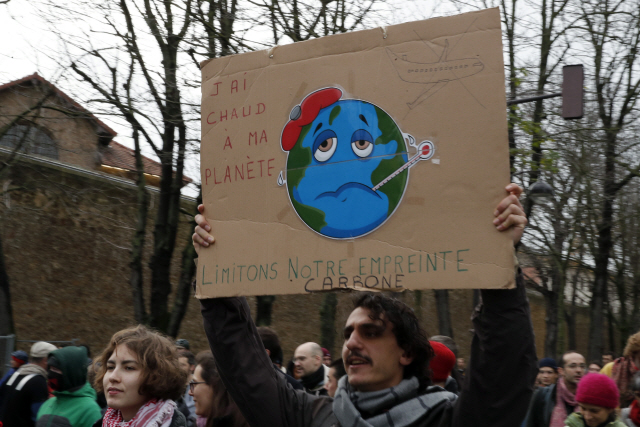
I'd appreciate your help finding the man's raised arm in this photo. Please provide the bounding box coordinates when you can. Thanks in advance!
[200,296,296,426]
[452,184,537,427]
[196,206,329,427]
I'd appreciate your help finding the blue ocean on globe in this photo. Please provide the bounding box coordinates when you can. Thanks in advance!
[285,99,409,239]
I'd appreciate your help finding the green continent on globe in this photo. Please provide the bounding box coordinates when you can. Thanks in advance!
[286,123,328,232]
[370,106,408,216]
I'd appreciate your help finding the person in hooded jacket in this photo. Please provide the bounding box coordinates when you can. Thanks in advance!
[36,346,102,427]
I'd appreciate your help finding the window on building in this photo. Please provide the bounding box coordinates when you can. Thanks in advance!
[0,123,59,159]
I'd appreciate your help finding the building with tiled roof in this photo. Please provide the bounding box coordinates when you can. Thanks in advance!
[0,74,199,364]
[0,72,190,187]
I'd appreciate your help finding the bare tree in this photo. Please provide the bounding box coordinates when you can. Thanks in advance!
[577,0,640,360]
[41,0,200,334]
[319,292,338,353]
[448,0,579,358]
[248,0,383,44]
[608,181,640,352]
[433,289,453,337]
[189,0,253,59]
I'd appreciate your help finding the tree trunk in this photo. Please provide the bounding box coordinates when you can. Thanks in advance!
[503,1,518,171]
[589,133,616,361]
[167,191,202,337]
[414,290,423,322]
[565,309,576,351]
[129,128,149,325]
[633,275,640,334]
[565,268,580,351]
[607,302,617,355]
[589,274,607,361]
[148,155,179,332]
[148,13,187,332]
[167,237,197,337]
[256,296,276,326]
[544,287,558,358]
[434,289,453,338]
[319,293,338,354]
[0,236,15,337]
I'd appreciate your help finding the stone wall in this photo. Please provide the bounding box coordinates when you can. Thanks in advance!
[0,153,207,359]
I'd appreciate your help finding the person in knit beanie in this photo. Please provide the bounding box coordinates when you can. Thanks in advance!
[429,341,456,390]
[538,357,559,387]
[564,373,625,427]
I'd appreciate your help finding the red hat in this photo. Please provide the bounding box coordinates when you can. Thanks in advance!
[281,88,342,151]
[575,373,619,409]
[429,341,456,382]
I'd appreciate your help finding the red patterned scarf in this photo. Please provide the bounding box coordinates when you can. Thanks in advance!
[102,399,175,427]
[612,357,638,408]
[549,378,579,427]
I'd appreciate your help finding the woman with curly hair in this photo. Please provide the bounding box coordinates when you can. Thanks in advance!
[92,325,188,427]
[610,332,640,408]
[189,351,248,427]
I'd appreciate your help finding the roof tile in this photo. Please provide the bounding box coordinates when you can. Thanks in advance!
[102,141,192,183]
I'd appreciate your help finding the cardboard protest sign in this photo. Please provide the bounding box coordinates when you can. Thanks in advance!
[196,7,515,298]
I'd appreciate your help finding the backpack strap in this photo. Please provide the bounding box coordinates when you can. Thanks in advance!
[5,371,21,387]
[15,374,37,391]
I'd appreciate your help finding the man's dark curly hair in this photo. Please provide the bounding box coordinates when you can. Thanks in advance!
[353,293,433,391]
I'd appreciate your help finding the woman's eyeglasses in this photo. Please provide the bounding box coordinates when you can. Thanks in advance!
[189,381,206,392]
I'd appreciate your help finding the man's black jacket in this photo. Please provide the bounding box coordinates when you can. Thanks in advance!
[201,270,537,427]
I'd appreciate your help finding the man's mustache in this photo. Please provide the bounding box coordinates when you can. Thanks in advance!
[346,351,372,364]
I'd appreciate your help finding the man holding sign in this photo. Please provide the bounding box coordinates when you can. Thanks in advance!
[192,183,537,427]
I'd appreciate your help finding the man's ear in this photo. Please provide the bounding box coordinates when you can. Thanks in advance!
[399,351,414,367]
[558,367,564,377]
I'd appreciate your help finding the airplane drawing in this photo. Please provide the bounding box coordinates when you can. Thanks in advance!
[386,40,484,109]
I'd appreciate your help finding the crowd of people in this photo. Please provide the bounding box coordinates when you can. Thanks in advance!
[2,330,638,427]
[0,330,256,427]
[0,184,630,427]
[521,333,640,427]
[0,325,371,426]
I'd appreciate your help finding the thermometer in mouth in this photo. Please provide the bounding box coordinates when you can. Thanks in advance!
[277,137,435,189]
[372,139,435,192]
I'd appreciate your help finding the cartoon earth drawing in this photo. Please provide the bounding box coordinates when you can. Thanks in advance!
[279,87,434,239]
